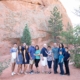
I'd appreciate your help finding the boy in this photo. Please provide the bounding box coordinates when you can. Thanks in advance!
[58,51,64,75]
[64,47,70,76]
[10,43,17,76]
[46,46,53,74]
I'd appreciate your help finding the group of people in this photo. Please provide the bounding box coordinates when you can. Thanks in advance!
[10,42,70,76]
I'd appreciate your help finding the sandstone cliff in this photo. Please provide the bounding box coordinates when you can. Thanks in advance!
[0,0,72,55]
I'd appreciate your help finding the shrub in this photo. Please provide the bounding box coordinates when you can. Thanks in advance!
[74,54,80,68]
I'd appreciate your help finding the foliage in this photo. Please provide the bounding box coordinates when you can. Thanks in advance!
[21,24,31,45]
[48,6,63,42]
[74,54,80,68]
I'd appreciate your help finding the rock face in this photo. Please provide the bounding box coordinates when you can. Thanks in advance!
[0,0,72,55]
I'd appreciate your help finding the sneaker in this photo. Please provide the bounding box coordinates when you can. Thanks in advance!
[13,72,16,75]
[30,71,34,74]
[11,72,14,76]
[48,72,51,74]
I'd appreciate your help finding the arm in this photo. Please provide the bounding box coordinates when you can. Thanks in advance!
[16,50,19,61]
[24,50,27,62]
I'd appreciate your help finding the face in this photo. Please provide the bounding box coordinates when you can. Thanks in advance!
[36,46,39,50]
[59,44,62,47]
[14,44,17,48]
[65,48,68,52]
[48,47,51,50]
[60,52,62,55]
[43,44,47,48]
[31,42,35,47]
[19,46,22,50]
[54,43,57,47]
[26,45,28,49]
[23,43,26,47]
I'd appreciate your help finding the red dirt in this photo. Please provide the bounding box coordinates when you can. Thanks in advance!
[0,63,80,80]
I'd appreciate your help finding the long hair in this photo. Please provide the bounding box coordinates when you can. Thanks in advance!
[59,43,64,48]
[35,45,39,50]
[18,46,22,54]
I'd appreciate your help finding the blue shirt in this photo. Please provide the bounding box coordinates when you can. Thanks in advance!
[64,51,70,61]
[41,47,48,57]
[58,54,64,63]
[58,48,65,55]
[28,46,36,60]
[35,50,40,59]
[10,47,17,53]
[52,47,59,59]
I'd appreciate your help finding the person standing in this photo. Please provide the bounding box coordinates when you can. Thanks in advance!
[58,51,64,75]
[41,44,48,73]
[28,42,36,74]
[34,45,40,73]
[64,47,70,76]
[10,43,17,76]
[52,43,59,74]
[21,43,26,73]
[46,46,53,74]
[24,45,30,74]
[16,46,23,75]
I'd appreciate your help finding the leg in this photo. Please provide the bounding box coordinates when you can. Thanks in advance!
[36,59,40,72]
[54,59,58,73]
[66,61,70,75]
[64,61,67,74]
[60,63,64,75]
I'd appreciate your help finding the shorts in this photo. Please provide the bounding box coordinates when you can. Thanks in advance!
[11,57,16,63]
[41,57,47,66]
[29,60,34,65]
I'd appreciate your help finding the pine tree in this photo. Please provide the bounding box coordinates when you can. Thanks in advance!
[21,24,31,45]
[48,6,63,42]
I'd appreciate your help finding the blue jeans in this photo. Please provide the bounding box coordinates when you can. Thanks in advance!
[59,63,64,75]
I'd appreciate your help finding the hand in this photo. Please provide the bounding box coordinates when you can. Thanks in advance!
[25,59,27,62]
[30,57,32,60]
[42,57,44,61]
[18,59,19,62]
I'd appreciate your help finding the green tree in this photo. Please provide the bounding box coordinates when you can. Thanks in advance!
[48,6,63,42]
[21,24,31,45]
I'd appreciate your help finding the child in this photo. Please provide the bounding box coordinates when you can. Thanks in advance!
[64,47,70,76]
[58,51,64,75]
[46,46,53,74]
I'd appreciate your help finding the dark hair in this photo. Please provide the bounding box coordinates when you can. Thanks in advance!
[59,43,64,48]
[13,43,17,45]
[35,45,39,50]
[65,47,68,49]
[18,46,22,53]
[48,46,51,48]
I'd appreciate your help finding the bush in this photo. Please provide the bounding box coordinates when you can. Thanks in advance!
[74,54,80,68]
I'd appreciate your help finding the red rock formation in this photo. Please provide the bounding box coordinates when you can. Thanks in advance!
[0,0,72,55]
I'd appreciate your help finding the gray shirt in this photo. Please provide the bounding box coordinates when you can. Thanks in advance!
[47,50,53,61]
[52,47,59,59]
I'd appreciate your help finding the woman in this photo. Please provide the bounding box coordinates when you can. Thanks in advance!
[24,45,30,74]
[16,46,23,75]
[34,45,40,73]
[58,43,65,55]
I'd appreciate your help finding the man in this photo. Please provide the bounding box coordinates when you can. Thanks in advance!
[28,42,36,74]
[52,43,59,74]
[10,43,17,76]
[41,44,48,73]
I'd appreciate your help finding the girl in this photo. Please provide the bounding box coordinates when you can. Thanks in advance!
[58,51,64,75]
[64,47,70,76]
[34,45,40,73]
[16,46,23,75]
[46,46,53,74]
[24,45,30,74]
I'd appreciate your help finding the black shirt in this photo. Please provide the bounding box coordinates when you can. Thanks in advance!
[64,51,70,61]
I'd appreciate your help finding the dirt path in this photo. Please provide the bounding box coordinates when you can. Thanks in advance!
[0,64,80,80]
